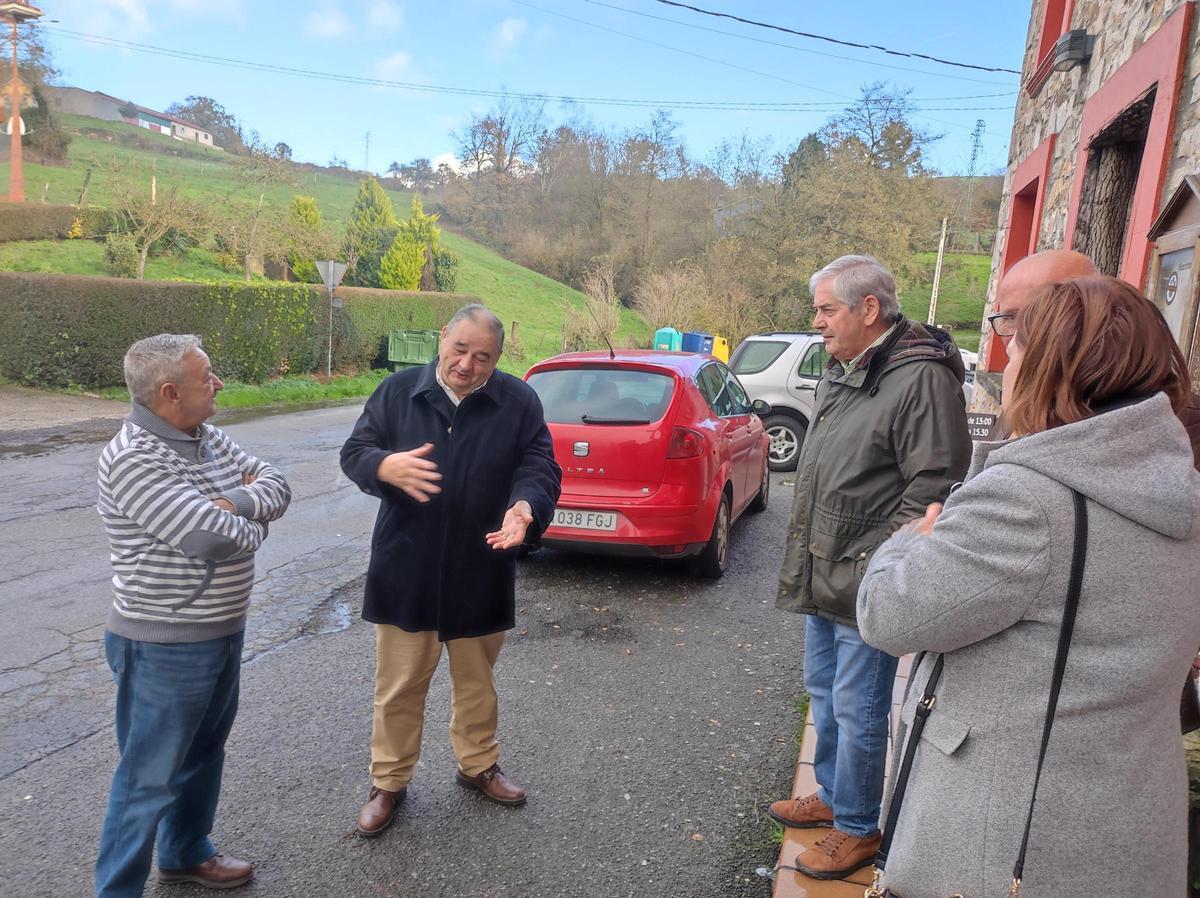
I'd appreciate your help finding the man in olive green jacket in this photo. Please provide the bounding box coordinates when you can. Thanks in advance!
[767,255,971,882]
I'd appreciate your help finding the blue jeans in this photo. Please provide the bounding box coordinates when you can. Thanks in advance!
[95,631,243,898]
[803,615,898,837]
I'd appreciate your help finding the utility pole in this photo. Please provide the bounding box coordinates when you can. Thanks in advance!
[364,130,371,173]
[963,119,986,248]
[928,216,949,326]
[1,2,44,204]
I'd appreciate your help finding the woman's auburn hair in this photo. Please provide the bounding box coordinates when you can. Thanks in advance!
[1006,275,1192,436]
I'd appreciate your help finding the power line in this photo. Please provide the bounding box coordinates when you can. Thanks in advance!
[510,2,1001,134]
[654,0,1022,75]
[511,1,855,102]
[578,0,1020,87]
[42,26,1013,120]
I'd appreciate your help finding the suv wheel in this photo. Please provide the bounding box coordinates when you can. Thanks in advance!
[764,415,806,472]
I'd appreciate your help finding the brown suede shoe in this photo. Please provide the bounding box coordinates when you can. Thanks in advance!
[158,853,253,889]
[456,763,526,806]
[766,792,834,828]
[356,785,406,837]
[794,828,881,880]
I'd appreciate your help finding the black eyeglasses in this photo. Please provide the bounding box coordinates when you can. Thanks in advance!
[987,312,1017,337]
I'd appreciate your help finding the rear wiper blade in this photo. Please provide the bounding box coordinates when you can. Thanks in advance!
[581,414,650,425]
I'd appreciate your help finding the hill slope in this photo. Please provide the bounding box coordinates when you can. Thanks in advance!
[0,114,649,373]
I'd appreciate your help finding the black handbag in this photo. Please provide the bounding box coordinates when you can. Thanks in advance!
[866,489,1089,898]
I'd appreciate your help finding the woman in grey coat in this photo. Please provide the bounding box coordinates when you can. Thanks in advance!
[857,276,1200,897]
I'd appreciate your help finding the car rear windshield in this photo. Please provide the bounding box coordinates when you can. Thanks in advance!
[730,340,789,375]
[528,368,676,425]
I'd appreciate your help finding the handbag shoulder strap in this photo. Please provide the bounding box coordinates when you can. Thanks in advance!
[1011,488,1088,890]
[869,490,1088,895]
[872,650,943,873]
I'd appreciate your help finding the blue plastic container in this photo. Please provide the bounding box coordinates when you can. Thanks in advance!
[682,331,715,354]
[653,327,683,351]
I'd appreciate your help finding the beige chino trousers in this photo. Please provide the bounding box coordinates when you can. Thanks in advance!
[370,624,505,792]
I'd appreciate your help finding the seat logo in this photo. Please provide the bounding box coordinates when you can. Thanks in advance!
[573,441,589,457]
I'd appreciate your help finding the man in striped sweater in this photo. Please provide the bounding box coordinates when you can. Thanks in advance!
[95,334,291,898]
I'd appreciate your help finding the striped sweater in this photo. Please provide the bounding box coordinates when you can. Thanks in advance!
[97,403,292,643]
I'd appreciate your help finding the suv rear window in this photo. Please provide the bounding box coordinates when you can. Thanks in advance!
[730,340,788,375]
[528,368,675,424]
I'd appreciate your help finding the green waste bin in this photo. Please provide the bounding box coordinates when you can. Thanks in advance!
[387,329,440,370]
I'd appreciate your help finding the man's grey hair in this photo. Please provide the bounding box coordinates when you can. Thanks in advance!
[446,304,505,352]
[809,255,901,321]
[123,334,203,406]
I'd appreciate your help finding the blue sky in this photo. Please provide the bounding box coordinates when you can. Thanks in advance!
[36,0,1030,176]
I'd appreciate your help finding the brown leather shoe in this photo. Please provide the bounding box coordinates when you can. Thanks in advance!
[766,792,834,828]
[455,763,526,806]
[158,853,253,889]
[356,785,406,837]
[794,828,881,880]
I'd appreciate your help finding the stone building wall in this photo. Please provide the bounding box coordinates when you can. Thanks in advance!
[973,0,1200,413]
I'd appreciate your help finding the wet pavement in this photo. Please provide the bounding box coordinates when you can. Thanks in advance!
[0,403,806,897]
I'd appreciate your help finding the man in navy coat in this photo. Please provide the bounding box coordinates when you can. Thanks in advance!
[340,304,561,836]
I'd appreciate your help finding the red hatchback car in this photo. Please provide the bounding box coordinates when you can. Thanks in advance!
[524,351,771,578]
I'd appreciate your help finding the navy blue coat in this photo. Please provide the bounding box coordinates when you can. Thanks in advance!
[340,361,561,640]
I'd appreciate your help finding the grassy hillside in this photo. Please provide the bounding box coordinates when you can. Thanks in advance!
[0,114,649,374]
[898,252,992,352]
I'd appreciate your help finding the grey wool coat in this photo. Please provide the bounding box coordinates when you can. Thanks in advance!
[858,393,1200,898]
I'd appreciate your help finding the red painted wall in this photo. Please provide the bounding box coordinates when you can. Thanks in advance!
[1062,3,1194,289]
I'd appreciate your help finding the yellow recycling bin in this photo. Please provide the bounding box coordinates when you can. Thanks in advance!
[711,336,730,362]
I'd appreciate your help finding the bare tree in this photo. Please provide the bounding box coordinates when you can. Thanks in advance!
[223,140,297,281]
[822,82,940,174]
[104,160,208,280]
[632,263,702,331]
[578,257,622,346]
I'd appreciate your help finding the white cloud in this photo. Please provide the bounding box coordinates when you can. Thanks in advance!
[489,17,527,58]
[432,152,464,175]
[57,0,249,35]
[366,1,404,33]
[303,3,354,39]
[374,51,413,80]
[61,0,153,37]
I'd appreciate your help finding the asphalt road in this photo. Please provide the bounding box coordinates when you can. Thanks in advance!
[0,404,806,898]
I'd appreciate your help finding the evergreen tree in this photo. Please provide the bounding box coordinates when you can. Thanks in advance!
[379,236,425,291]
[397,195,441,253]
[287,195,323,283]
[343,177,399,288]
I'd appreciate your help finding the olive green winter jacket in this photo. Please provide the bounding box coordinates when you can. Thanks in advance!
[776,318,971,627]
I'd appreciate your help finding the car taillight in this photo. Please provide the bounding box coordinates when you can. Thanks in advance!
[667,427,704,459]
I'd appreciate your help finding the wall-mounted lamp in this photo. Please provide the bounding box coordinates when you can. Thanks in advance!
[1053,29,1095,72]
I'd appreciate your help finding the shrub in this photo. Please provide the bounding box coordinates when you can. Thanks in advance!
[379,236,424,291]
[0,204,81,242]
[0,272,482,389]
[433,249,460,292]
[104,234,140,278]
[0,204,113,242]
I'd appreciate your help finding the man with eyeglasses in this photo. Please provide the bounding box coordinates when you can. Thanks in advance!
[989,249,1199,460]
[988,249,1098,342]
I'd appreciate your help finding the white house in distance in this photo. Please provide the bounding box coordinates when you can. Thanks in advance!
[42,86,220,150]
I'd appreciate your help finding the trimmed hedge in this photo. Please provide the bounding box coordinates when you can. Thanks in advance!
[0,204,111,243]
[0,271,480,389]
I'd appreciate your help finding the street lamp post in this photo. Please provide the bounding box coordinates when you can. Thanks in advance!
[1,1,43,204]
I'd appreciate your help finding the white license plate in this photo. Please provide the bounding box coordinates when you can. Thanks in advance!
[552,508,618,531]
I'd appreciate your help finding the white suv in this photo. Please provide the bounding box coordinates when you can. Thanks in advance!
[729,333,827,472]
[731,333,977,471]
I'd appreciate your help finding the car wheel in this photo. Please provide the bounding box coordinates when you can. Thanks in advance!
[763,415,805,472]
[748,461,769,513]
[694,493,731,579]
